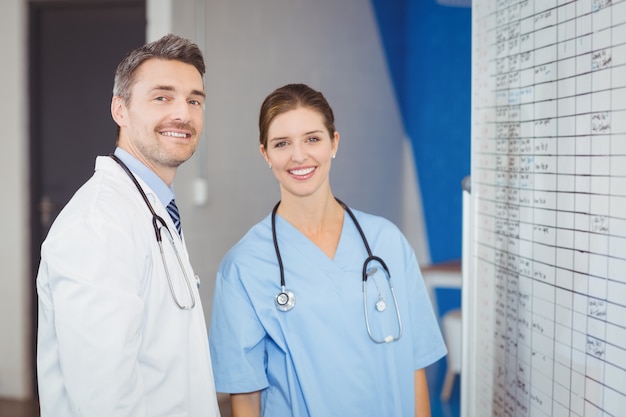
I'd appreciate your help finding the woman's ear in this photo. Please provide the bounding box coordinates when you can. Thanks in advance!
[259,144,271,168]
[332,131,340,158]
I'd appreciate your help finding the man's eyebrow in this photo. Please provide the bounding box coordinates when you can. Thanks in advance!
[191,89,206,98]
[151,85,206,98]
[151,85,175,93]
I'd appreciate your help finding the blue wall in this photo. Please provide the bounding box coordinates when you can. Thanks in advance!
[371,1,471,263]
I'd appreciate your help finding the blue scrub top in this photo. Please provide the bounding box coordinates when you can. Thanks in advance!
[209,207,447,417]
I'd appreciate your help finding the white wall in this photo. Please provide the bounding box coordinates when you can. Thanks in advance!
[0,0,31,399]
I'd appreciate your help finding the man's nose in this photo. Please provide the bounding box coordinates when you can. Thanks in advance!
[171,98,191,121]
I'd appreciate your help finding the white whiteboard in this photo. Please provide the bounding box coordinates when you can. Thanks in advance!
[467,1,626,416]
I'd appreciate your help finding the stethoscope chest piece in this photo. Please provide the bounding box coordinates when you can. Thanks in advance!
[270,198,402,343]
[275,287,296,312]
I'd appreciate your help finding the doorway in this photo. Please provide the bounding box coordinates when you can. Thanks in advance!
[29,0,145,396]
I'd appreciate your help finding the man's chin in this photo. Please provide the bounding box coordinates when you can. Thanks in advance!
[166,148,196,168]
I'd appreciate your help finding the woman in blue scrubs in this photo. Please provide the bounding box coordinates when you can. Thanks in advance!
[209,83,447,417]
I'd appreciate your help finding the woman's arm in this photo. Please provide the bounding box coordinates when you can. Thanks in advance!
[231,391,261,417]
[414,368,432,417]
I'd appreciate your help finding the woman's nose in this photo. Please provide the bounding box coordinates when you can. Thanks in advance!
[291,143,306,163]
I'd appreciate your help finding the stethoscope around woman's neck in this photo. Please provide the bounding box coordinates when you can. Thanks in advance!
[271,197,403,343]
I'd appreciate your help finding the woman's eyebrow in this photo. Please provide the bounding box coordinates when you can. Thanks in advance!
[303,130,323,136]
[269,130,324,142]
[269,136,288,143]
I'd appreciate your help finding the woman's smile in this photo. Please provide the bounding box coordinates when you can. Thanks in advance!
[289,167,316,177]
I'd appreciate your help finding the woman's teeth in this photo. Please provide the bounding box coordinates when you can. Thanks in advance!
[290,167,314,175]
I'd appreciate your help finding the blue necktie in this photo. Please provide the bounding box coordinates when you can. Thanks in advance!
[166,199,182,236]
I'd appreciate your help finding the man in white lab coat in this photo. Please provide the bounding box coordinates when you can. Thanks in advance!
[36,34,220,417]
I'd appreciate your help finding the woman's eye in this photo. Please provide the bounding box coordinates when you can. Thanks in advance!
[274,141,288,148]
[307,136,320,143]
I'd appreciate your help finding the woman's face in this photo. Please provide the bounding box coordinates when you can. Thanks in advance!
[260,106,339,200]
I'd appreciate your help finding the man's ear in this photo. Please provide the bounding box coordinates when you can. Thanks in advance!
[111,96,127,128]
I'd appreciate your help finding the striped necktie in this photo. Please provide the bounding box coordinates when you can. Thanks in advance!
[166,199,182,236]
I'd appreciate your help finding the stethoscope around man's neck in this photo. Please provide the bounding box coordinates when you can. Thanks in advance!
[271,197,403,343]
[109,153,197,310]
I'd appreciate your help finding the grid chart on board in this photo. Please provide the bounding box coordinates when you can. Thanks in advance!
[471,1,626,416]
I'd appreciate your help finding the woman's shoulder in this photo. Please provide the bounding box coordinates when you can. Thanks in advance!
[346,206,414,258]
[219,214,274,269]
[348,207,402,235]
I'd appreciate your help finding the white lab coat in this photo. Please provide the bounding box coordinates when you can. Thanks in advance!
[36,156,220,417]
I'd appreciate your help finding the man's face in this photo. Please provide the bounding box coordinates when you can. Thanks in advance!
[113,58,205,183]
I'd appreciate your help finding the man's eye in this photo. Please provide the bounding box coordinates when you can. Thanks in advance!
[189,99,202,106]
[155,96,168,102]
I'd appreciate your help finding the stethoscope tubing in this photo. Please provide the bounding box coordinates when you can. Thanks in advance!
[271,197,402,342]
[109,153,196,310]
[109,153,169,242]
